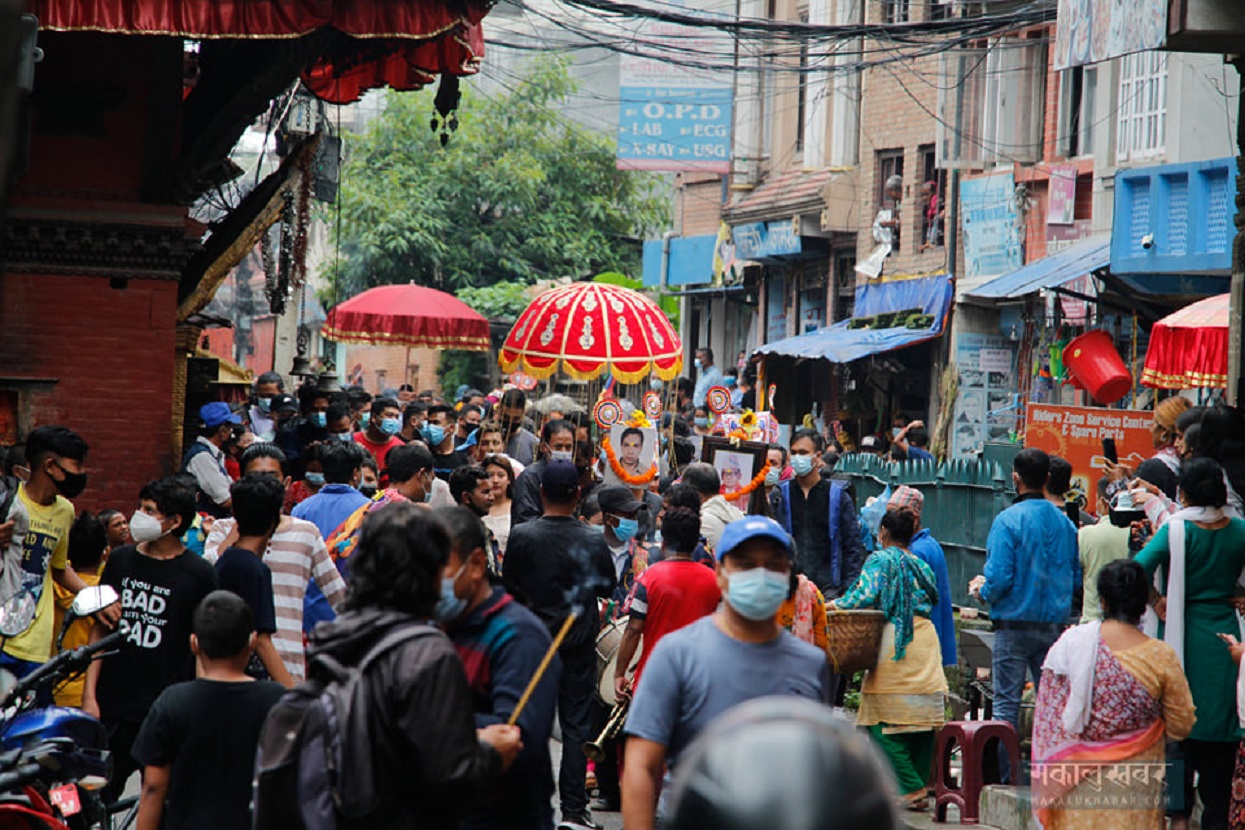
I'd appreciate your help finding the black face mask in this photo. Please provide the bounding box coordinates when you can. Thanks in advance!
[51,461,88,499]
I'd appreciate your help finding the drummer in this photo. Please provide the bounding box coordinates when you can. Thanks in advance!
[597,486,655,621]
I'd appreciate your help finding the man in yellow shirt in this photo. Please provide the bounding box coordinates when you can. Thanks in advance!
[2,426,89,685]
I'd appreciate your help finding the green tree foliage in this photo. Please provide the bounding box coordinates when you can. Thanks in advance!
[329,58,669,298]
[456,282,532,322]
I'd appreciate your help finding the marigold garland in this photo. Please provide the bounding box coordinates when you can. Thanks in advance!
[602,436,659,486]
[723,461,772,503]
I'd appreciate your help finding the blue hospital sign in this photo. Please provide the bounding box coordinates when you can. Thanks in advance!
[617,86,733,173]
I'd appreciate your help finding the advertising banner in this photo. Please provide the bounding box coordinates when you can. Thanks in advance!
[1025,404,1155,496]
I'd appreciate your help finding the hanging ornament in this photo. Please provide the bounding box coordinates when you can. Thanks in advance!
[705,386,732,415]
[593,399,624,429]
[642,391,663,421]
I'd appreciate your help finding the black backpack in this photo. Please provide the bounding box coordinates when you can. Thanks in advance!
[253,624,434,829]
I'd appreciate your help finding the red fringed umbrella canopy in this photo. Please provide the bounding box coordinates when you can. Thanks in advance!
[1141,293,1229,389]
[499,282,683,383]
[323,284,490,351]
[29,0,487,103]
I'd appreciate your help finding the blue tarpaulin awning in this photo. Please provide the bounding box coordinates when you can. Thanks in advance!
[755,273,953,363]
[966,234,1110,300]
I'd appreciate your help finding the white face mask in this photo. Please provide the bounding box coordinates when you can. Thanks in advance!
[129,510,168,544]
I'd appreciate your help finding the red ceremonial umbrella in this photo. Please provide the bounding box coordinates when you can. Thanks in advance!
[322,283,491,351]
[499,282,682,383]
[1141,293,1229,389]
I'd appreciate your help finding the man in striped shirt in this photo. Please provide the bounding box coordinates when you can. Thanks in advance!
[204,443,347,682]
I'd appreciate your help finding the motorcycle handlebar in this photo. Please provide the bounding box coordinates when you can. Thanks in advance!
[3,624,128,709]
[0,762,44,794]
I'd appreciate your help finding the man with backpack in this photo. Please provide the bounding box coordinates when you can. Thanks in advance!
[255,502,522,829]
[768,427,866,601]
[132,590,283,830]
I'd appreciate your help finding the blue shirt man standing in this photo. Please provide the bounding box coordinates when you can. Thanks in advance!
[969,448,1079,781]
[691,348,724,407]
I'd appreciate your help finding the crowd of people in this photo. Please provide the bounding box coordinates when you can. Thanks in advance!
[1,362,1244,830]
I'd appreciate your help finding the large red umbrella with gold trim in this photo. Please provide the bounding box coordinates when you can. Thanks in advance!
[1141,293,1229,389]
[322,283,490,350]
[499,282,682,383]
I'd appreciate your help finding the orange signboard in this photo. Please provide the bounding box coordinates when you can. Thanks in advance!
[1025,404,1155,499]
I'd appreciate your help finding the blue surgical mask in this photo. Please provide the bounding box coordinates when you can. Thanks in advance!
[650,378,663,392]
[257,397,272,414]
[305,472,326,487]
[311,412,327,428]
[550,449,574,463]
[694,358,703,370]
[694,417,709,429]
[765,467,781,487]
[726,567,790,621]
[587,523,605,534]
[333,431,353,442]
[360,412,371,428]
[612,516,639,543]
[433,563,468,622]
[380,417,402,436]
[422,424,446,447]
[791,455,815,477]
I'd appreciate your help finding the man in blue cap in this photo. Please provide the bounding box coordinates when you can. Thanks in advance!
[621,515,835,830]
[182,402,243,518]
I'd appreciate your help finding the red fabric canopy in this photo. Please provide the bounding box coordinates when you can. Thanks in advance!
[30,0,487,103]
[499,282,683,383]
[1141,293,1229,389]
[322,283,491,351]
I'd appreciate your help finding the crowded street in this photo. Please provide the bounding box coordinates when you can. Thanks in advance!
[1,0,1245,829]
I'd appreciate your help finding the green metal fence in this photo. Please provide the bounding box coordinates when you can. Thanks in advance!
[833,454,1016,608]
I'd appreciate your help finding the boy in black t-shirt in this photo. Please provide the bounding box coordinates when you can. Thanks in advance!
[214,475,293,688]
[132,590,284,830]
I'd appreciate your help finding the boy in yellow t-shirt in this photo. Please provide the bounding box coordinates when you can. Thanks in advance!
[0,427,90,685]
[52,513,106,707]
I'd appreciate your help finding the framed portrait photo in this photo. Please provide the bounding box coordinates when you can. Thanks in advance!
[604,423,658,487]
[701,437,768,494]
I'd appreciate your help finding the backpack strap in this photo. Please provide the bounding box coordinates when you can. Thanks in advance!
[827,479,845,587]
[0,476,19,523]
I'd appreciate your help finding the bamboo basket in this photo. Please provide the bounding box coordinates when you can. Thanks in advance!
[825,609,886,674]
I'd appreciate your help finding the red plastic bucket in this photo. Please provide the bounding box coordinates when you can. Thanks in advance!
[1062,330,1132,404]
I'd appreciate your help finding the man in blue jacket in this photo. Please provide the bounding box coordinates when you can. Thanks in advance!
[769,428,866,600]
[887,486,956,667]
[969,448,1079,781]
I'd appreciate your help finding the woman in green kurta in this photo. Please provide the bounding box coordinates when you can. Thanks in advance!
[1135,457,1245,829]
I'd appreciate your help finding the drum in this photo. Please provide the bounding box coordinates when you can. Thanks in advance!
[595,616,643,706]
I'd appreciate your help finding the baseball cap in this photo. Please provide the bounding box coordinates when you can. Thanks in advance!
[716,516,794,561]
[860,434,885,453]
[597,485,644,516]
[270,394,299,415]
[200,402,242,428]
[540,459,580,499]
[887,485,924,517]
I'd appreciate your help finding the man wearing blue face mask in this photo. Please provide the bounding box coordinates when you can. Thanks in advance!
[596,486,652,615]
[691,348,724,408]
[621,516,835,830]
[426,404,470,482]
[438,507,558,830]
[769,427,867,602]
[353,396,405,468]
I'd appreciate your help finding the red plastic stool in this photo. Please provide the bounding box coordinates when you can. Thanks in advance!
[932,720,1021,824]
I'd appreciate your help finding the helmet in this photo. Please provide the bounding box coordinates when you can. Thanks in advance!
[666,697,899,830]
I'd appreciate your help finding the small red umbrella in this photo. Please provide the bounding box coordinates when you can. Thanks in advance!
[1141,293,1229,389]
[499,282,682,383]
[322,283,490,351]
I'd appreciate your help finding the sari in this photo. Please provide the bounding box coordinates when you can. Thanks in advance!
[1032,628,1195,829]
[777,574,827,649]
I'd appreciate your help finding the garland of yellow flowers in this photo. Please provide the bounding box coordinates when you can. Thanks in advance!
[724,460,771,503]
[602,411,659,487]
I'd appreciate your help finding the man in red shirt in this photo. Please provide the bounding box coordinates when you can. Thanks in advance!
[613,492,721,699]
[353,396,405,470]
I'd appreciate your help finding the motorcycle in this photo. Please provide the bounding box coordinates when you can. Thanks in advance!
[0,584,127,829]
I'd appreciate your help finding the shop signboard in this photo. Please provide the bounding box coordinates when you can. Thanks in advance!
[617,2,734,173]
[959,172,1023,296]
[1054,0,1167,70]
[1025,403,1156,497]
[951,333,1019,459]
[733,221,803,260]
[1046,165,1077,225]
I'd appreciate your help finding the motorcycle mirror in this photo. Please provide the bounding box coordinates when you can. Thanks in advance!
[0,592,36,638]
[71,584,120,618]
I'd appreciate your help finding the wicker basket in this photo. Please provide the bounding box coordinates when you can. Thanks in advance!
[825,610,886,674]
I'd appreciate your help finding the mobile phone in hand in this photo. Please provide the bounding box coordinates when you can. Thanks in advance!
[1102,437,1118,465]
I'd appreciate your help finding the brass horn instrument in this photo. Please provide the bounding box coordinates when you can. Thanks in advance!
[582,700,629,763]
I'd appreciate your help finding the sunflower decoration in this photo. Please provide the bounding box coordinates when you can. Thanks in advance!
[625,411,653,430]
[727,409,761,444]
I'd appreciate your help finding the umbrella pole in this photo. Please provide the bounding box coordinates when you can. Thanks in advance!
[405,346,411,390]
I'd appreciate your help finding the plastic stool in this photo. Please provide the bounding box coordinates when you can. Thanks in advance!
[933,720,1021,824]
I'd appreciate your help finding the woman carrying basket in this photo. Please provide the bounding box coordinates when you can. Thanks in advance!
[830,506,948,811]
